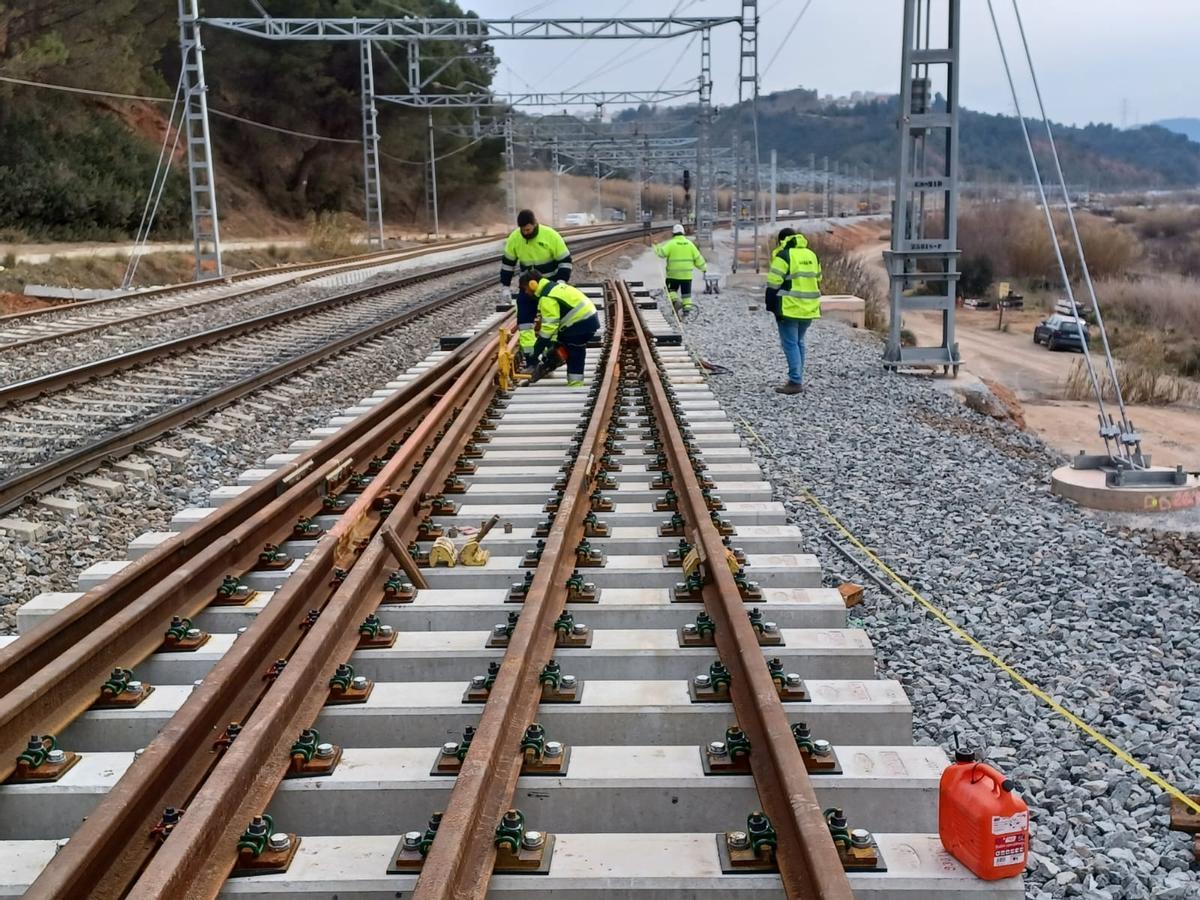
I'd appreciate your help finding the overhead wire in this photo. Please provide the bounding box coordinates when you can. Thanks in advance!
[761,0,814,79]
[122,72,186,289]
[984,1,1120,462]
[1008,0,1138,453]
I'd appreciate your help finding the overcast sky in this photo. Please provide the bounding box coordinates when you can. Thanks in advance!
[460,0,1197,127]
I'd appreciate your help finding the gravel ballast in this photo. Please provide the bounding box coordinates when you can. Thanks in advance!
[675,280,1199,898]
[0,287,493,632]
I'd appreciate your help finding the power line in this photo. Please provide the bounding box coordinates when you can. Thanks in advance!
[761,0,814,78]
[0,72,357,145]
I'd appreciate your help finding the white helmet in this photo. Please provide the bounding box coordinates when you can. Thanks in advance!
[672,224,685,235]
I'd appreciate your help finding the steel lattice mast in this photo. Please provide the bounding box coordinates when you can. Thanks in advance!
[177,11,738,277]
[883,0,963,374]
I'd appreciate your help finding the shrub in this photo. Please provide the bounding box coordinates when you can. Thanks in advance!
[806,233,887,332]
[306,211,361,258]
[959,253,994,298]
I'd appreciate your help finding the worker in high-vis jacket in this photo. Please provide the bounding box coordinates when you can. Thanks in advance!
[523,274,599,387]
[653,224,707,315]
[765,227,822,395]
[498,209,573,367]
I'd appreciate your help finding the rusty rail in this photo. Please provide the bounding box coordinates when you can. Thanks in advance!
[113,321,515,900]
[411,283,625,900]
[13,236,639,899]
[0,298,502,781]
[23,323,511,900]
[619,282,854,898]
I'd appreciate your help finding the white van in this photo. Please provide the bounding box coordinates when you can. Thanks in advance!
[563,213,594,226]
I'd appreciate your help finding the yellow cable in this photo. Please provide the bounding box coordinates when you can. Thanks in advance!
[734,416,1200,815]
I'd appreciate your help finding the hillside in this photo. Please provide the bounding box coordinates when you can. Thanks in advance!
[617,90,1200,189]
[1157,118,1200,144]
[0,1,504,242]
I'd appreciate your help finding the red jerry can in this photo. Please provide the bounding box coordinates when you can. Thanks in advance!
[939,750,1029,880]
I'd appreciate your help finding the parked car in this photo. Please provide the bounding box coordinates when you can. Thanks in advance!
[563,212,595,226]
[1033,313,1090,351]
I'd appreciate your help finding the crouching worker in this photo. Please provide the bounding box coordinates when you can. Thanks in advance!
[523,274,599,387]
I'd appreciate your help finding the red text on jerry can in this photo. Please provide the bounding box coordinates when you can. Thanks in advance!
[939,750,1030,880]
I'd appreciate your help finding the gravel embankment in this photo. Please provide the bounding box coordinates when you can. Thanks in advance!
[0,287,493,632]
[677,285,1200,899]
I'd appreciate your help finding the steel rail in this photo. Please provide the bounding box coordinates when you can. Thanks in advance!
[0,242,492,352]
[0,275,484,514]
[0,307,498,784]
[0,221,619,328]
[619,281,854,898]
[0,226,642,404]
[0,229,642,724]
[0,257,487,406]
[119,317,513,900]
[0,228,649,514]
[13,236,641,899]
[21,325,512,900]
[412,283,624,900]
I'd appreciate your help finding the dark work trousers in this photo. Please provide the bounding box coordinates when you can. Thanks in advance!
[556,314,600,380]
[516,289,539,361]
[665,277,693,307]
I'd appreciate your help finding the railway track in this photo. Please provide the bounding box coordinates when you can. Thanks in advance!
[0,228,647,514]
[0,225,623,386]
[0,278,1023,897]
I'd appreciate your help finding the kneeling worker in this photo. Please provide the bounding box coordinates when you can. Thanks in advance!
[765,228,822,395]
[654,224,706,315]
[498,209,573,368]
[523,273,599,387]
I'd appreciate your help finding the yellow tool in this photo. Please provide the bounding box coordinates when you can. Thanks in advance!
[428,535,458,567]
[460,515,500,567]
[496,327,529,389]
[681,547,701,578]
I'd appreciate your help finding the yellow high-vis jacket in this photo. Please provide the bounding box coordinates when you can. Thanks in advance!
[499,225,572,286]
[533,278,597,340]
[766,234,822,319]
[653,235,707,280]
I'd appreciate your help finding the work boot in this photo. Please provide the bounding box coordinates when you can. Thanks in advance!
[774,382,803,395]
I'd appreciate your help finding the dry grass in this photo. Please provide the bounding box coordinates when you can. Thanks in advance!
[806,233,887,331]
[306,211,361,258]
[1062,357,1198,406]
[957,200,1140,282]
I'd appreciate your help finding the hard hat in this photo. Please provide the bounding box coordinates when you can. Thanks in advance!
[672,224,685,235]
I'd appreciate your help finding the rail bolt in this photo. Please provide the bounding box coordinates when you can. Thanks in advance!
[708,741,728,758]
[522,830,546,851]
[268,833,292,852]
[850,828,873,849]
[727,830,750,851]
[544,741,563,758]
[403,831,423,851]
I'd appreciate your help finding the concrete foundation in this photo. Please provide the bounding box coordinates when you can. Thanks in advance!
[1051,464,1200,513]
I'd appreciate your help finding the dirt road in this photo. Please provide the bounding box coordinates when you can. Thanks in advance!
[854,238,1200,469]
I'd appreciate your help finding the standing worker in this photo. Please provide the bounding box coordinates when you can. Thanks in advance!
[654,224,706,316]
[765,227,822,395]
[498,209,573,368]
[522,272,599,387]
